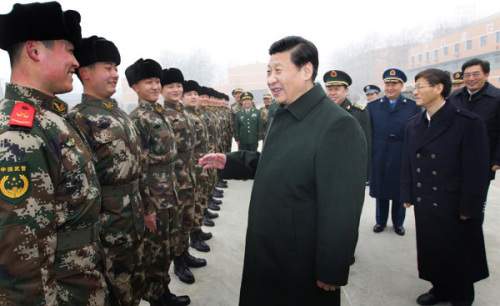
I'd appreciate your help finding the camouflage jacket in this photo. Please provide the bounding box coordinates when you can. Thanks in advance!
[129,100,178,214]
[69,94,147,242]
[0,84,106,305]
[162,102,196,190]
[199,107,218,154]
[185,107,209,179]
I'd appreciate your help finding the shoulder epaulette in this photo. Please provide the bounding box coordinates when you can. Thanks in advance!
[9,102,35,129]
[353,104,366,111]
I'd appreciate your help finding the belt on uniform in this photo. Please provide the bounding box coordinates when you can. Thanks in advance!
[148,163,175,176]
[101,179,139,197]
[57,221,100,251]
[374,133,403,142]
[177,150,194,159]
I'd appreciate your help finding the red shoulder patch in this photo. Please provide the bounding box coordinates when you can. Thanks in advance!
[9,102,35,129]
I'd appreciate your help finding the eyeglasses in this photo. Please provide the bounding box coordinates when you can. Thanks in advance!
[463,72,483,79]
[412,84,435,91]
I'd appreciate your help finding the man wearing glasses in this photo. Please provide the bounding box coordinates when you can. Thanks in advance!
[449,58,500,184]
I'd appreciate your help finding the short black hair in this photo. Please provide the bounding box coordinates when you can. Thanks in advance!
[7,40,55,68]
[415,68,452,98]
[269,36,318,81]
[462,58,490,74]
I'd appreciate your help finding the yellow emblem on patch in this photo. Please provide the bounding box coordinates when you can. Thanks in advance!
[155,106,163,113]
[102,101,114,109]
[175,105,182,111]
[455,73,460,78]
[390,70,396,76]
[52,100,67,113]
[0,162,31,204]
[330,71,337,77]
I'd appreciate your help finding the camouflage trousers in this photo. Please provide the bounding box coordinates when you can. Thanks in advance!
[193,175,210,229]
[56,243,110,306]
[142,209,170,302]
[101,234,144,306]
[175,186,196,255]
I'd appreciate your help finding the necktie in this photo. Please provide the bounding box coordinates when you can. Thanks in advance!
[390,101,396,109]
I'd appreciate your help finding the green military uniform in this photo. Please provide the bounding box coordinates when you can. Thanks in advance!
[324,70,372,180]
[130,99,179,302]
[234,92,263,151]
[69,95,146,305]
[0,84,108,305]
[339,99,372,180]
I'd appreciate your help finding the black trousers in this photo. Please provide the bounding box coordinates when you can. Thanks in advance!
[431,282,474,305]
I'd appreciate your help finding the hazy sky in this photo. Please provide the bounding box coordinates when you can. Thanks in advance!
[1,0,500,81]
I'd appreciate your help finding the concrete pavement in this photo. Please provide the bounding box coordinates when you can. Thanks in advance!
[141,178,500,306]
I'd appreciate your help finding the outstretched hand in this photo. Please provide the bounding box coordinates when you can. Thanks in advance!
[198,153,227,169]
[317,280,340,292]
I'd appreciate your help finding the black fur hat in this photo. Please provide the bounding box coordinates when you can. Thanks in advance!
[125,58,162,87]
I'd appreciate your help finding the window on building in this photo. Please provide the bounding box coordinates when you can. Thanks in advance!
[425,52,430,62]
[466,40,472,50]
[497,32,500,43]
[444,46,449,55]
[480,36,487,47]
[434,50,438,60]
[418,54,422,62]
[454,43,460,55]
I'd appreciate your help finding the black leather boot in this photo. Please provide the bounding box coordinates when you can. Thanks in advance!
[162,286,191,306]
[190,230,211,252]
[182,249,207,267]
[174,255,195,284]
[202,215,215,227]
[210,196,222,205]
[204,208,218,219]
[214,187,224,193]
[199,229,213,241]
[212,190,223,198]
[208,200,220,211]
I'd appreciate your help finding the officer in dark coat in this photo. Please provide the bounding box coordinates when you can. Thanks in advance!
[401,69,489,306]
[367,68,420,236]
[448,58,500,181]
[323,70,371,180]
[199,36,367,306]
[364,84,381,102]
[234,92,263,151]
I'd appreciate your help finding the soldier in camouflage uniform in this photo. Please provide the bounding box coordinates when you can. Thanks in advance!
[182,80,213,251]
[69,36,145,306]
[197,88,223,213]
[259,93,272,135]
[126,59,190,306]
[161,68,206,285]
[234,92,264,151]
[0,2,109,305]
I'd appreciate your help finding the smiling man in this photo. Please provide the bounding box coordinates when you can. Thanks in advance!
[448,58,500,182]
[69,36,146,306]
[199,36,367,306]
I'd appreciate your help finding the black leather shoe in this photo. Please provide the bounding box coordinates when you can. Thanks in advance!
[394,226,405,236]
[214,187,224,193]
[190,231,211,252]
[212,192,223,198]
[174,256,195,284]
[210,196,222,205]
[162,290,191,306]
[373,224,386,233]
[216,181,228,188]
[208,201,220,211]
[182,249,207,267]
[203,215,215,227]
[416,291,446,305]
[199,229,213,241]
[149,298,165,306]
[204,208,218,219]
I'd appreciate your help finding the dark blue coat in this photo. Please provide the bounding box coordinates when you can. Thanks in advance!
[400,101,489,285]
[367,95,420,200]
[448,82,500,179]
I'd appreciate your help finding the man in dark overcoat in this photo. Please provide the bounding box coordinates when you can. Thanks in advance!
[367,68,420,235]
[448,58,500,181]
[199,36,367,306]
[401,69,489,306]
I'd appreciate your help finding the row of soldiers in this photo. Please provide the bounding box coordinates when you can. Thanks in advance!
[0,2,235,306]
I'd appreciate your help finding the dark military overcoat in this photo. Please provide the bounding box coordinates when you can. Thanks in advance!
[367,94,420,200]
[234,108,263,145]
[448,82,500,179]
[400,101,489,285]
[223,84,367,306]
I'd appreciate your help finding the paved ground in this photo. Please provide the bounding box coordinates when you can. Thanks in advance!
[140,176,500,306]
